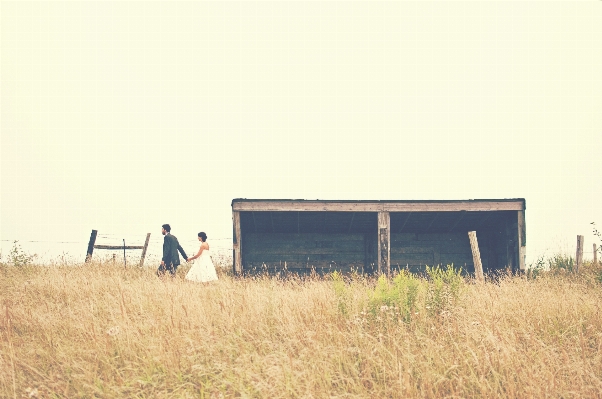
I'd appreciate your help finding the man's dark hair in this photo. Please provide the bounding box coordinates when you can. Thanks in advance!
[162,224,171,232]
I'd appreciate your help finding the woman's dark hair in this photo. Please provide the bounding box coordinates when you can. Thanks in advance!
[198,232,207,242]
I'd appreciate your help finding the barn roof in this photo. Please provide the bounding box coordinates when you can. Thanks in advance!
[231,198,526,212]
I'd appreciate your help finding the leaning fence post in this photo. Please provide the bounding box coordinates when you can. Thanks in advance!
[468,231,484,282]
[575,235,584,273]
[139,233,151,267]
[85,230,98,262]
[594,243,598,266]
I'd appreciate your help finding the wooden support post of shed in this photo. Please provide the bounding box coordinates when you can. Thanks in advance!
[576,235,584,273]
[468,231,484,282]
[85,229,98,262]
[594,243,598,266]
[518,210,526,272]
[139,233,151,267]
[377,211,390,276]
[233,211,242,274]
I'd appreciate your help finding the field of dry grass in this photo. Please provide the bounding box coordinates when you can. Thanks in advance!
[1,257,602,398]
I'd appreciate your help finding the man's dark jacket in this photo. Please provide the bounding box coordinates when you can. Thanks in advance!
[162,233,188,266]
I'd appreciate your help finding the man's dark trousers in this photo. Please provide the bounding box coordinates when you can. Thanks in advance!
[157,262,177,276]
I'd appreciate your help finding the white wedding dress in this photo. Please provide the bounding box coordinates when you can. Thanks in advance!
[185,249,218,283]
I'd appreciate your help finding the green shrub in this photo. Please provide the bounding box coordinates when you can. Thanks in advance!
[425,264,464,316]
[391,270,422,322]
[333,265,465,322]
[366,271,424,323]
[331,270,349,316]
[527,255,547,279]
[0,241,36,267]
[547,254,574,273]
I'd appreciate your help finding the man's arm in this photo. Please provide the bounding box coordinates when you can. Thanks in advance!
[177,243,188,261]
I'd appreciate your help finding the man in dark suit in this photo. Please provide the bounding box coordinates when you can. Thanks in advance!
[157,224,189,277]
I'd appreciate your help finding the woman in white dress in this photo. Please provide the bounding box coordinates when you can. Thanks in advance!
[185,232,218,283]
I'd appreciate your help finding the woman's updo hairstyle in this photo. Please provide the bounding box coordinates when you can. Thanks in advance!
[198,232,207,242]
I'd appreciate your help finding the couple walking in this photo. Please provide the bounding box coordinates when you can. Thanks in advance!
[157,224,218,283]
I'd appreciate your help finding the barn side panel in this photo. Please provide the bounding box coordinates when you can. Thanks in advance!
[242,233,367,274]
[389,233,488,274]
[387,210,515,275]
[239,211,378,275]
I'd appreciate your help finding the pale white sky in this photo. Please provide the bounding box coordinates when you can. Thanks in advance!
[2,1,601,264]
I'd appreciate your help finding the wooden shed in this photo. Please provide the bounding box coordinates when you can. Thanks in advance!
[231,199,526,276]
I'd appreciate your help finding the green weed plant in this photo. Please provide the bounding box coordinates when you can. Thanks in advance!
[0,240,37,267]
[548,253,575,273]
[333,265,465,323]
[331,270,350,316]
[366,271,423,323]
[425,264,464,316]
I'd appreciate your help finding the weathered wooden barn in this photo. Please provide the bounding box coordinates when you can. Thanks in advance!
[231,199,526,276]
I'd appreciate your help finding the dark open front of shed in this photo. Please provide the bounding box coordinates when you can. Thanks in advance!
[231,199,526,276]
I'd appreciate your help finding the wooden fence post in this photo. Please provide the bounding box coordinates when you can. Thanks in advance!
[85,230,98,262]
[90,231,149,266]
[468,231,484,282]
[139,233,151,267]
[575,235,584,273]
[594,243,598,266]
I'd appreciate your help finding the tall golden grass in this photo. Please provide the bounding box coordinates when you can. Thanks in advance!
[1,258,602,398]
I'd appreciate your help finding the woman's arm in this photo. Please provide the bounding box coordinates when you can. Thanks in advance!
[189,243,208,261]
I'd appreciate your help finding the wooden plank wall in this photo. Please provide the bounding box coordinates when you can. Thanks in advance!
[242,233,368,274]
[241,231,507,276]
[237,210,520,276]
[505,214,519,273]
[389,233,488,274]
[241,232,517,276]
[391,230,507,274]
